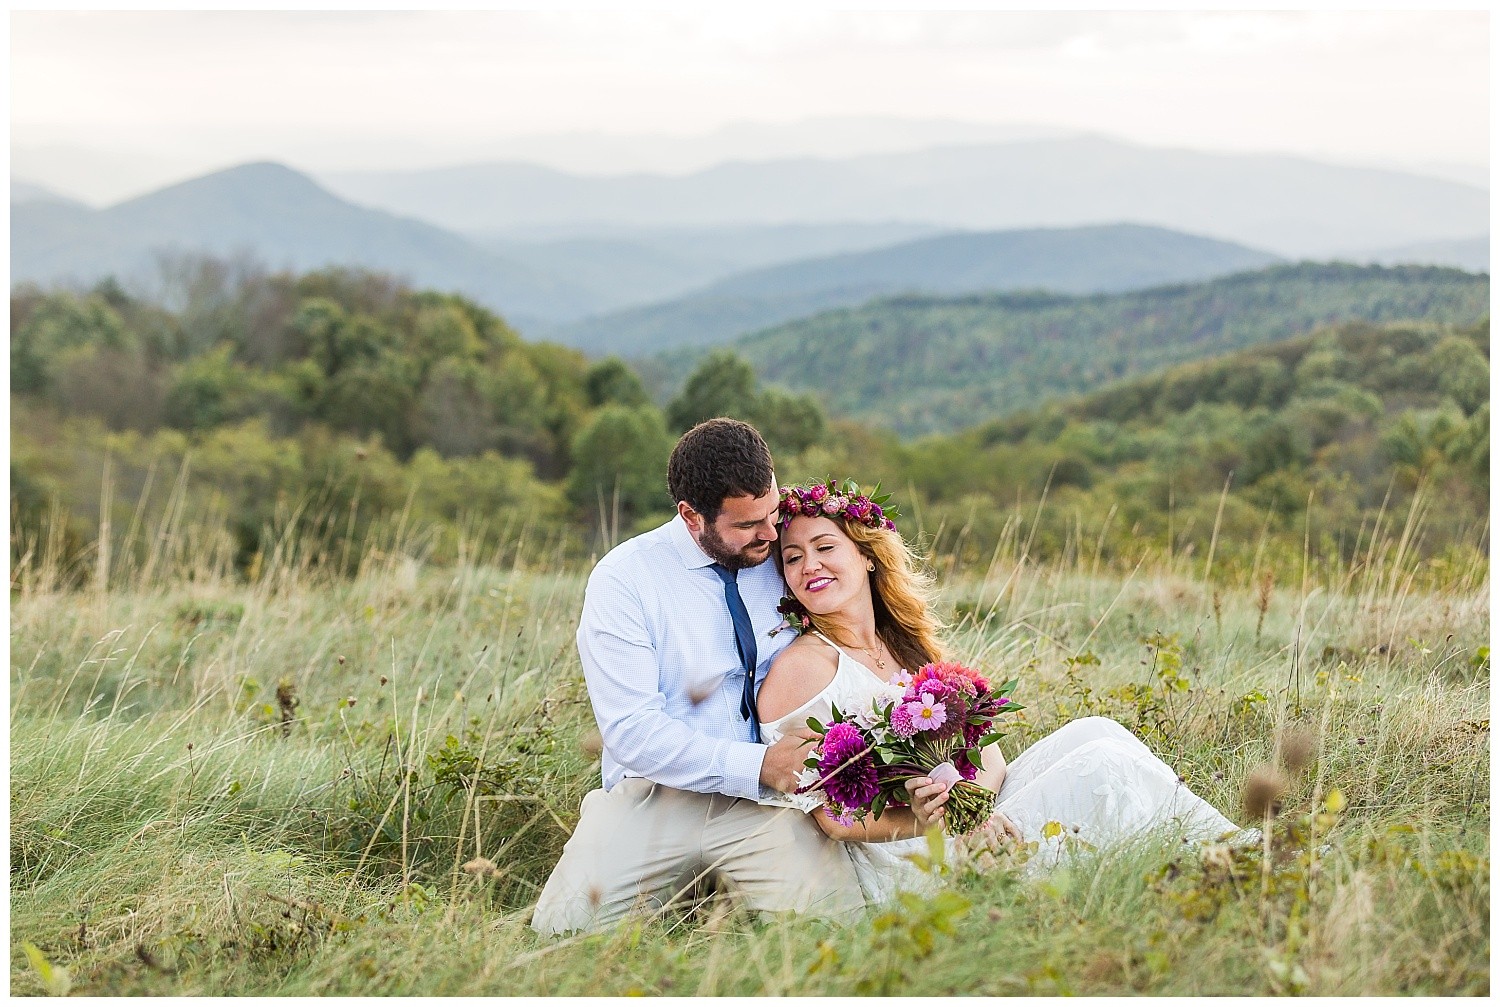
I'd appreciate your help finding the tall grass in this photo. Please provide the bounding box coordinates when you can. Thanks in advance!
[10,489,1489,995]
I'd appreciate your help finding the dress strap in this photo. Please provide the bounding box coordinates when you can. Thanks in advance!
[810,631,855,664]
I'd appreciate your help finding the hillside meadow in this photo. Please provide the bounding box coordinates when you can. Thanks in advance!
[9,260,1489,995]
[10,491,1488,996]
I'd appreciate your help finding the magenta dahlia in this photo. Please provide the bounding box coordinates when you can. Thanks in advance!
[816,722,880,810]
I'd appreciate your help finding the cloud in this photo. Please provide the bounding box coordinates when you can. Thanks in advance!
[11,10,1488,181]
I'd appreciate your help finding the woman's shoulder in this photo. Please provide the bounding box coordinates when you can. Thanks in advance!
[758,635,840,722]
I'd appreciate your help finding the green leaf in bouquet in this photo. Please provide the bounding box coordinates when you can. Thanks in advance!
[830,702,843,721]
[978,731,1004,748]
[996,678,1020,695]
[871,790,889,820]
[965,747,985,768]
[806,717,825,734]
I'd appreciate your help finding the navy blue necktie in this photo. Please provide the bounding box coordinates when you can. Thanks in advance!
[710,562,760,742]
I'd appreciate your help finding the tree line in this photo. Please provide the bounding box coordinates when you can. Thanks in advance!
[10,258,1489,588]
[10,259,824,579]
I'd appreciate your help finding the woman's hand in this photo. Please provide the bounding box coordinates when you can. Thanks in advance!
[990,810,1023,843]
[904,776,951,832]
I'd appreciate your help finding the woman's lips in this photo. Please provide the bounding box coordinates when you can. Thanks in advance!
[805,576,835,592]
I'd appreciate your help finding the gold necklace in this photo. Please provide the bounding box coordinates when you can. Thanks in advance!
[856,640,888,670]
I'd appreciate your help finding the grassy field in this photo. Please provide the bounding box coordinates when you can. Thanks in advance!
[10,513,1490,996]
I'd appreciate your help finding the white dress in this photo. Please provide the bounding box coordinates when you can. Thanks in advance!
[759,634,1247,904]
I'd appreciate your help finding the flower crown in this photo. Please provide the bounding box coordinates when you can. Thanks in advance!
[777,478,899,532]
[771,478,901,637]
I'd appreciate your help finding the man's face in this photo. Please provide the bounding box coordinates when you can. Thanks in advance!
[683,482,781,571]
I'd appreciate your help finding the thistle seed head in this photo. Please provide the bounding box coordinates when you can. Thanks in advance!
[1243,764,1287,820]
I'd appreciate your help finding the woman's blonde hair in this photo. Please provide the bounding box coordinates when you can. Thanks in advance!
[777,516,946,671]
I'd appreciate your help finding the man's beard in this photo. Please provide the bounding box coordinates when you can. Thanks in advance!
[699,522,773,572]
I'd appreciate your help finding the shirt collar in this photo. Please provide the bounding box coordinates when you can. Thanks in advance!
[669,512,718,570]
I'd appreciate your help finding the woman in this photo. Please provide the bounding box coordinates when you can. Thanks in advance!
[756,478,1248,903]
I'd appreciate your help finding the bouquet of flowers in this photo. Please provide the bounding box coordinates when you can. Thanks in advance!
[799,662,1023,836]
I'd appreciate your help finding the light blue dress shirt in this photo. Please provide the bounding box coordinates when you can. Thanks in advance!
[577,514,793,800]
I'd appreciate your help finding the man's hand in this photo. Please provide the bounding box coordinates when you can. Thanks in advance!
[760,727,818,793]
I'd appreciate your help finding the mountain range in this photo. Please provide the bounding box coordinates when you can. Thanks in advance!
[10,162,599,324]
[321,135,1486,257]
[11,143,1489,355]
[542,224,1281,356]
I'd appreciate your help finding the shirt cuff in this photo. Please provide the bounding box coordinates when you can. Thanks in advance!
[723,740,768,801]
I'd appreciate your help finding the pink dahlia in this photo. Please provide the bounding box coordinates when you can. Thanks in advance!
[889,702,918,739]
[914,661,988,697]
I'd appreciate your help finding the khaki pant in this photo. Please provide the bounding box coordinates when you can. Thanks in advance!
[531,779,865,935]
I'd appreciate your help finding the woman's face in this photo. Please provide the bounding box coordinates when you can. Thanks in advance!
[779,515,872,617]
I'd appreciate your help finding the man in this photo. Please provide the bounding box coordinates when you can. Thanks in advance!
[531,418,864,934]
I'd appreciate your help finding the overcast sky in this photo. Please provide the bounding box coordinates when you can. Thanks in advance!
[10,9,1491,201]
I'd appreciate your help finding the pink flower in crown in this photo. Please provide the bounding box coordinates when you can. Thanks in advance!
[822,495,847,516]
[806,483,829,504]
[845,499,871,522]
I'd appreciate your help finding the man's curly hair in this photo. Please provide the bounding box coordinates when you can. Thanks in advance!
[667,418,774,522]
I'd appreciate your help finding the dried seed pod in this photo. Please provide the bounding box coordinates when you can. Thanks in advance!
[1278,726,1317,775]
[1242,764,1286,820]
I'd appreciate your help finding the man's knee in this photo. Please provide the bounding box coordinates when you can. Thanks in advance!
[531,780,699,936]
[531,884,658,936]
[712,806,863,915]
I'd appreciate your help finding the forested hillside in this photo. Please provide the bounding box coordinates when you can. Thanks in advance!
[689,262,1489,436]
[9,262,827,578]
[10,261,1488,590]
[851,318,1489,575]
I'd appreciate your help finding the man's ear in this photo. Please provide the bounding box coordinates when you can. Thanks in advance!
[677,500,704,534]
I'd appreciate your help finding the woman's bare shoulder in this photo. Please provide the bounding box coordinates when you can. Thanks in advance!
[757,635,839,722]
